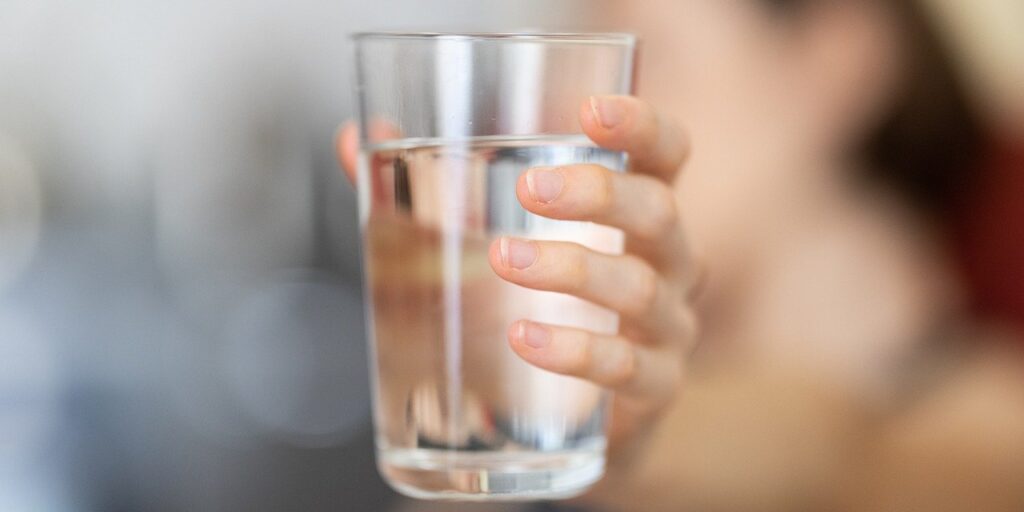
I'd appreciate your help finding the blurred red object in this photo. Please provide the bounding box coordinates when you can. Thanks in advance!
[958,138,1024,335]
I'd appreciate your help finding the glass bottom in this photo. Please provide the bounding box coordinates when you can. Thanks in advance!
[378,448,605,501]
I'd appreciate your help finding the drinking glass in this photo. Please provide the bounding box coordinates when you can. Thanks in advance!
[353,32,638,500]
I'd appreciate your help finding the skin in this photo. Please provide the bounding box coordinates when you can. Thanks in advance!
[338,95,698,461]
[338,1,1024,509]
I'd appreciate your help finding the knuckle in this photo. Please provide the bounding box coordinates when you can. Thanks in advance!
[570,164,615,218]
[669,304,700,352]
[637,112,661,155]
[604,342,637,388]
[615,99,655,151]
[618,95,644,125]
[570,330,598,377]
[665,121,690,170]
[592,165,616,216]
[639,183,679,239]
[562,245,591,294]
[623,258,660,316]
[648,351,685,406]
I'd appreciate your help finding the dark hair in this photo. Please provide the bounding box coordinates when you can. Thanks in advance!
[762,0,985,226]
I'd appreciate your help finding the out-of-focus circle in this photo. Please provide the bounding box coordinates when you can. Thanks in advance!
[164,318,265,449]
[222,270,369,447]
[0,135,42,294]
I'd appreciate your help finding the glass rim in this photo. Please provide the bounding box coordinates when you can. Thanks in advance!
[352,31,637,46]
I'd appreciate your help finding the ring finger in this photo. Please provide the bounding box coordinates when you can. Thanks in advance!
[488,237,694,345]
[516,163,692,273]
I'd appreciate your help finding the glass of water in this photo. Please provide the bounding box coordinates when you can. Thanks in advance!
[353,32,638,500]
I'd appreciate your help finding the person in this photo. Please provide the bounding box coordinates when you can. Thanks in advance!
[337,0,1024,510]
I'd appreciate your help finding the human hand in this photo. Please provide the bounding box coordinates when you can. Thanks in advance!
[336,95,700,476]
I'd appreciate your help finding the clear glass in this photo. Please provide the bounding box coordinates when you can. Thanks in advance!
[353,32,637,501]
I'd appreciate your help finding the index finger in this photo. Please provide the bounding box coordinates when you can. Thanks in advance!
[579,95,689,182]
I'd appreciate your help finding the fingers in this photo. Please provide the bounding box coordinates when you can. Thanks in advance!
[518,165,677,241]
[515,164,692,270]
[488,237,694,343]
[579,95,689,182]
[335,122,359,183]
[508,320,682,404]
[334,120,403,185]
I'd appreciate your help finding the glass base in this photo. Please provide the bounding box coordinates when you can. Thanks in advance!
[378,448,605,501]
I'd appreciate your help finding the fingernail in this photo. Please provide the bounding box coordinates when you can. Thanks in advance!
[526,167,564,203]
[519,321,551,349]
[590,96,625,129]
[499,237,537,270]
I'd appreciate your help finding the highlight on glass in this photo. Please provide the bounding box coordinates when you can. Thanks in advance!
[353,31,638,500]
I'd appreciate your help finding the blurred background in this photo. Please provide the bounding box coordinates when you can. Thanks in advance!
[0,1,1021,511]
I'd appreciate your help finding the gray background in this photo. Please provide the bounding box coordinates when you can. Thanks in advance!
[0,1,592,510]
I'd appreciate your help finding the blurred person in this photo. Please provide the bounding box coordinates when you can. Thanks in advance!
[339,0,1024,511]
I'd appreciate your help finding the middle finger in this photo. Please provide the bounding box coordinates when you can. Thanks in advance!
[516,163,692,272]
[488,237,692,345]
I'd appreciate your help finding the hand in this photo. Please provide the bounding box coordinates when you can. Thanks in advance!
[336,95,700,477]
